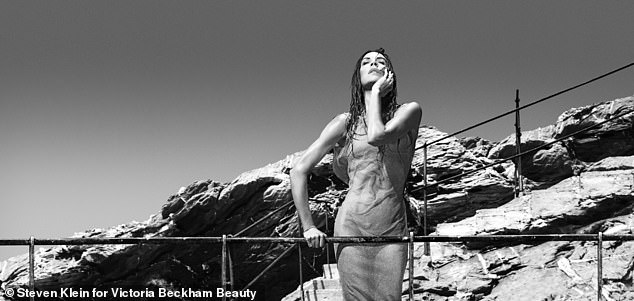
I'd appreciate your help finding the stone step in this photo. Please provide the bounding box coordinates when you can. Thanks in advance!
[280,264,342,301]
[322,263,339,279]
[302,278,340,290]
[281,283,343,301]
[300,289,344,301]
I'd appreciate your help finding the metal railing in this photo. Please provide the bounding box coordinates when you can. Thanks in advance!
[2,234,634,300]
[1,61,633,301]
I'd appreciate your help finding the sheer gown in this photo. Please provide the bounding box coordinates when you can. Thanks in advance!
[332,116,417,301]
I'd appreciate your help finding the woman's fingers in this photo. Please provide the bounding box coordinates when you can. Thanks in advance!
[310,237,319,248]
[383,70,393,89]
[308,236,320,248]
[304,228,327,248]
[373,68,394,96]
[315,234,325,248]
[378,71,394,97]
[308,236,317,248]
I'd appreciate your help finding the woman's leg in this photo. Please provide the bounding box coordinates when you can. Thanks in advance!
[372,243,407,300]
[337,243,407,301]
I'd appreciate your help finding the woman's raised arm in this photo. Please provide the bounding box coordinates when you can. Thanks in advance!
[290,113,347,248]
[366,69,422,146]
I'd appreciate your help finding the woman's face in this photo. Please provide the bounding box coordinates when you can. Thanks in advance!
[359,51,388,87]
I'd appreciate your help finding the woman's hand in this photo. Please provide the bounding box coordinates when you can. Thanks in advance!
[303,227,327,248]
[372,68,394,97]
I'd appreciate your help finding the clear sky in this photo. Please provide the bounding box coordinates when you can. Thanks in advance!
[1,1,633,260]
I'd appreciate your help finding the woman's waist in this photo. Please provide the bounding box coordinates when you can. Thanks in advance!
[346,180,406,195]
[343,189,406,204]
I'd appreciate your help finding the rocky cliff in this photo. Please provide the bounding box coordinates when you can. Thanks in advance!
[1,96,633,301]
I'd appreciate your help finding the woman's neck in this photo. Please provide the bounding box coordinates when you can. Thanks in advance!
[363,90,374,111]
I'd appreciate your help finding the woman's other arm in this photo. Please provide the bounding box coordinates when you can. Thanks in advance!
[290,113,347,247]
[366,71,422,146]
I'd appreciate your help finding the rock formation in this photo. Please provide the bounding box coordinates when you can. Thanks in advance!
[1,96,633,301]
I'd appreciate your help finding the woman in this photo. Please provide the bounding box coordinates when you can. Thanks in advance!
[290,48,421,300]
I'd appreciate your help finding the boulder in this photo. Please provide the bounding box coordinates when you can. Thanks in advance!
[488,125,575,182]
[435,156,634,238]
[488,96,634,183]
[555,96,634,162]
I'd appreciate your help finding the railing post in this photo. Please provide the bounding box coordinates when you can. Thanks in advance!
[228,244,235,293]
[514,89,524,196]
[408,231,414,301]
[326,212,331,266]
[221,235,227,301]
[29,236,35,301]
[423,142,430,256]
[298,243,305,301]
[597,232,603,301]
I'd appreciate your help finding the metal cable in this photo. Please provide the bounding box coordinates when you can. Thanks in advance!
[233,201,295,237]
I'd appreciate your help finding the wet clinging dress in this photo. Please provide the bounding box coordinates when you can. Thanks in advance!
[332,116,417,301]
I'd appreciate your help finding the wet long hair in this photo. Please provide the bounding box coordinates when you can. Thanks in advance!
[344,48,399,157]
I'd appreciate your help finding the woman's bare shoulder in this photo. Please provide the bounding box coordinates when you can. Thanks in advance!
[318,112,349,143]
[326,112,349,130]
[335,112,351,121]
[397,101,422,114]
[328,112,349,127]
[329,113,349,145]
[396,102,422,134]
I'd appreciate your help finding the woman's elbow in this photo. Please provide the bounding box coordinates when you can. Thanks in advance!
[367,134,388,147]
[290,165,309,180]
[367,139,380,147]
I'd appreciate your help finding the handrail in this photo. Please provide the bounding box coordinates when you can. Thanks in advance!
[3,234,629,301]
[1,234,633,245]
[417,61,634,148]
[4,233,631,301]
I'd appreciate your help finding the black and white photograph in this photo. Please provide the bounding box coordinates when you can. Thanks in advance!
[1,1,633,300]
